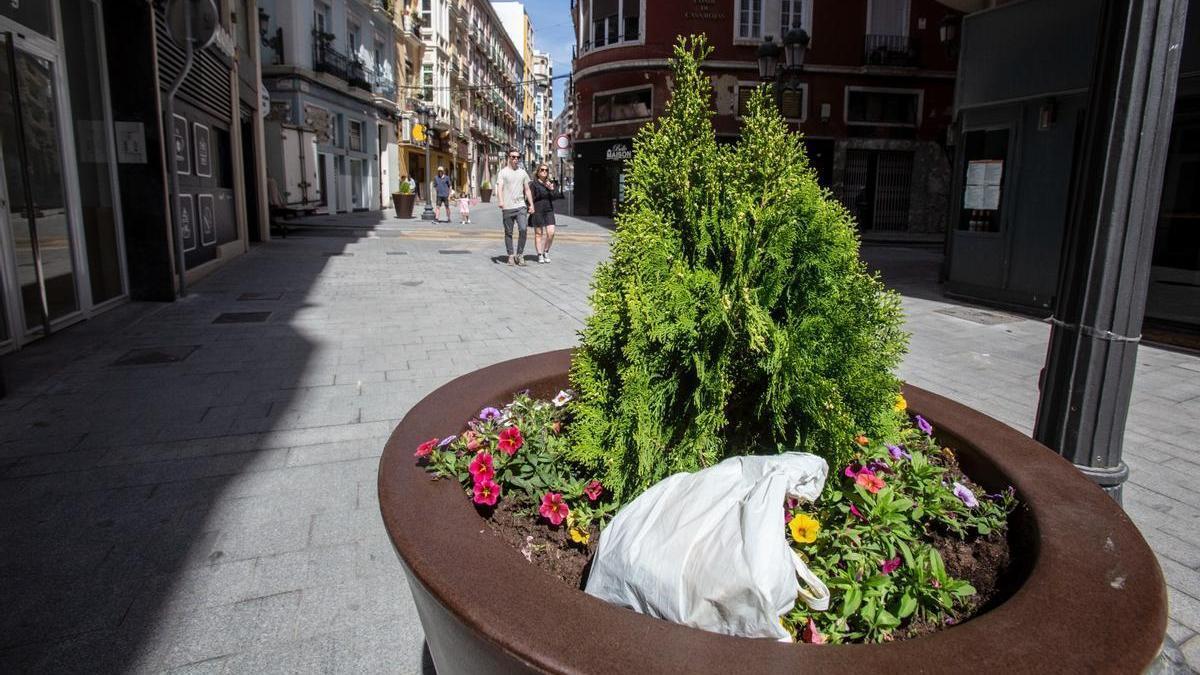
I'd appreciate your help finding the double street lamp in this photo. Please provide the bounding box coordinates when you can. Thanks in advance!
[415,101,436,221]
[756,28,810,110]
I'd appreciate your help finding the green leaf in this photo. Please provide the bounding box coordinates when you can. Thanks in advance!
[841,587,863,618]
[896,592,917,619]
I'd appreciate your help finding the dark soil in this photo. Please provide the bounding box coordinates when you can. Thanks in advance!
[483,499,596,589]
[895,529,1012,640]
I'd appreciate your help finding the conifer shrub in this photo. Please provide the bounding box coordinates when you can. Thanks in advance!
[567,36,909,501]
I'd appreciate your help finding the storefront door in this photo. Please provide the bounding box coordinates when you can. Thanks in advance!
[0,31,80,345]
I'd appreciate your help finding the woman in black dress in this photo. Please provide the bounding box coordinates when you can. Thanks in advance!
[530,164,563,264]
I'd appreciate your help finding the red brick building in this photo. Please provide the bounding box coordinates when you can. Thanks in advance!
[569,0,961,237]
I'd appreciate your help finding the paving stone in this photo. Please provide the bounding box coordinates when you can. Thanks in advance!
[2,209,1198,670]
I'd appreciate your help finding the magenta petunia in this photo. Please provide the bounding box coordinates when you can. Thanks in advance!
[497,426,524,455]
[469,451,495,482]
[539,492,569,526]
[880,557,902,575]
[849,503,868,522]
[584,480,603,502]
[473,479,501,506]
[413,438,439,458]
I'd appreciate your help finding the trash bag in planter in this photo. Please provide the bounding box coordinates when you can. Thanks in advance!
[585,453,831,641]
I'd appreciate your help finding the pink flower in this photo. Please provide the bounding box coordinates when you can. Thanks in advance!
[468,451,494,482]
[463,430,483,451]
[855,470,886,494]
[584,480,603,502]
[473,479,500,506]
[880,557,902,575]
[413,438,439,458]
[849,503,868,522]
[843,462,864,478]
[539,492,569,526]
[497,426,524,455]
[802,617,826,644]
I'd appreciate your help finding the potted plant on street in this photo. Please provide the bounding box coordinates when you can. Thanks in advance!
[392,181,415,218]
[378,36,1166,674]
[479,180,492,203]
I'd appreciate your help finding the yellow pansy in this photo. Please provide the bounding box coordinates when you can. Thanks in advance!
[789,514,820,544]
[569,528,590,545]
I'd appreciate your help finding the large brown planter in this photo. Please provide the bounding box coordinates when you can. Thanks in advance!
[479,188,492,203]
[392,192,416,218]
[378,349,1167,674]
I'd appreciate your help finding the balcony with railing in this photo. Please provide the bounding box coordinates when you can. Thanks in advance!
[863,34,919,67]
[313,39,372,92]
[371,68,397,100]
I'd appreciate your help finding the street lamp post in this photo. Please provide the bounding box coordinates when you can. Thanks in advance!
[757,29,810,112]
[417,103,436,221]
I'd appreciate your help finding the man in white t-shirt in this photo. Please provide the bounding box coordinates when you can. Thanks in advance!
[496,149,535,266]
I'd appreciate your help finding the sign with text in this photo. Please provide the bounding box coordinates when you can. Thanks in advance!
[605,143,632,161]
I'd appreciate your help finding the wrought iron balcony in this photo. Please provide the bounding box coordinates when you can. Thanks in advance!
[371,69,397,100]
[864,34,919,67]
[313,39,372,92]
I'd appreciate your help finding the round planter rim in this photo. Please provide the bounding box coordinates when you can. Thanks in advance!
[378,349,1167,673]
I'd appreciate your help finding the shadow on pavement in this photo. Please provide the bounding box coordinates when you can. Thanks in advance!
[0,232,400,671]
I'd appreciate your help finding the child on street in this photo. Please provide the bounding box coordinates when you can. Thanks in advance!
[457,192,472,224]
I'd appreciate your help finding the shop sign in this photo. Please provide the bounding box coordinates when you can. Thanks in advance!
[194,123,211,178]
[685,0,726,20]
[605,143,632,161]
[198,194,216,246]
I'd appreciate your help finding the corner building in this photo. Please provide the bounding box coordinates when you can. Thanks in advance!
[570,0,961,237]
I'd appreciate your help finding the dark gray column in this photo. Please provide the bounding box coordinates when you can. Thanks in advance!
[1034,0,1190,502]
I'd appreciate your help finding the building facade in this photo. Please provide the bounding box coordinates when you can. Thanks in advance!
[259,0,399,213]
[461,0,522,194]
[569,0,960,231]
[533,50,554,166]
[945,0,1200,331]
[492,2,538,166]
[0,1,267,353]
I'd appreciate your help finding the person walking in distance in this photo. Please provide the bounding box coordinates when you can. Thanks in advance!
[496,149,534,266]
[433,166,453,223]
[457,189,472,224]
[530,164,563,264]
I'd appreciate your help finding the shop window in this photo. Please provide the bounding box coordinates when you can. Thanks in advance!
[957,129,1009,233]
[594,88,652,124]
[846,89,919,126]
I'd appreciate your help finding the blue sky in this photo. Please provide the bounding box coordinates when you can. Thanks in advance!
[521,0,576,115]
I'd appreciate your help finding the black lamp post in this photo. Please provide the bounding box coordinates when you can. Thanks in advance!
[757,29,810,112]
[416,102,437,221]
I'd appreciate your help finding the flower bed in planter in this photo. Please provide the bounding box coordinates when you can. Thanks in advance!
[378,349,1166,674]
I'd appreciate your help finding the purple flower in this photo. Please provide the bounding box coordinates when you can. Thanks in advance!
[887,444,911,461]
[843,462,864,478]
[915,415,933,435]
[479,407,502,421]
[437,435,456,448]
[952,482,979,508]
[880,557,902,575]
[867,460,893,475]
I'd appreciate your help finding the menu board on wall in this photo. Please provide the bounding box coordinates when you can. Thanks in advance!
[198,194,216,246]
[173,115,190,175]
[964,160,1003,210]
[178,194,196,252]
[194,123,212,178]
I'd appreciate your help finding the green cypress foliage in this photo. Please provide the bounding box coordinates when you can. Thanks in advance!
[568,36,909,501]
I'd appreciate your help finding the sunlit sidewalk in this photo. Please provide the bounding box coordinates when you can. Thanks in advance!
[0,229,1197,671]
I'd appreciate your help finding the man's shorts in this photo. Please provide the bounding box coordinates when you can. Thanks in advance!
[436,196,450,207]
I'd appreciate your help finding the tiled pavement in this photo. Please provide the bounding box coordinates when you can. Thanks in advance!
[0,204,1198,672]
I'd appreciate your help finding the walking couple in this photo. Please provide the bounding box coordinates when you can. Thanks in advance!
[496,149,563,266]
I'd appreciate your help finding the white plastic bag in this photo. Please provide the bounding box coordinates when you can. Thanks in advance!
[584,453,830,641]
